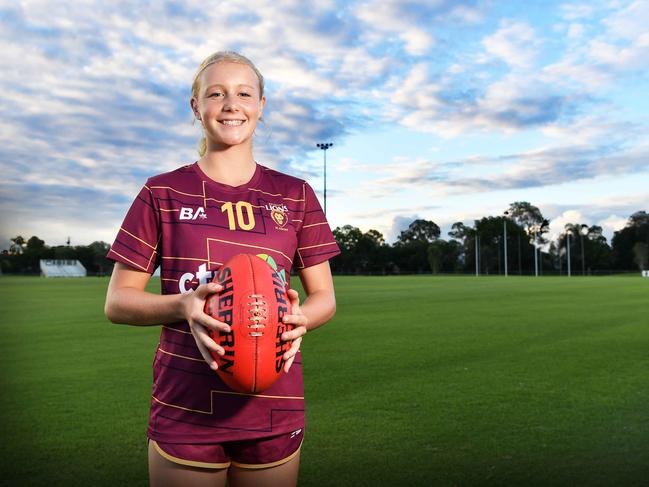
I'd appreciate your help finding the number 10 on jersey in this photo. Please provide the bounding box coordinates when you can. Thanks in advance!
[221,201,256,231]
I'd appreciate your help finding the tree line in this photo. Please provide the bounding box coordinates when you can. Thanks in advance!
[1,204,647,276]
[1,236,112,276]
[330,204,649,275]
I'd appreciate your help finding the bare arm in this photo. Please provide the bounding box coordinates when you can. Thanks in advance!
[294,260,337,332]
[105,263,184,325]
[280,260,337,371]
[104,262,230,370]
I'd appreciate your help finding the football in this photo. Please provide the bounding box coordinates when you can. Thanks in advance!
[204,253,292,393]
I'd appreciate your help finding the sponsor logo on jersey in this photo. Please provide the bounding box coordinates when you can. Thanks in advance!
[178,263,213,293]
[264,203,289,229]
[179,206,207,220]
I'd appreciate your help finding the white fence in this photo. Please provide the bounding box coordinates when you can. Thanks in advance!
[40,259,87,278]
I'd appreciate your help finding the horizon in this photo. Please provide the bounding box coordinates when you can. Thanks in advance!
[1,1,647,250]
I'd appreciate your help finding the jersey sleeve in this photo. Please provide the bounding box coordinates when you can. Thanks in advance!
[106,181,161,274]
[294,182,340,269]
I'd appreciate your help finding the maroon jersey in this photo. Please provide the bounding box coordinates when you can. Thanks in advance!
[107,162,339,443]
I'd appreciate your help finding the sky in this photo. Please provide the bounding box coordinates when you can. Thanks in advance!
[1,0,648,250]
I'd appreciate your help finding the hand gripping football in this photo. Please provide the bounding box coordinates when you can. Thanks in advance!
[204,254,292,393]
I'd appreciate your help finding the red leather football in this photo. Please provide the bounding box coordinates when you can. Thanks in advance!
[204,253,292,393]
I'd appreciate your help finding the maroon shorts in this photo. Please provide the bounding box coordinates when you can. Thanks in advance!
[150,428,304,470]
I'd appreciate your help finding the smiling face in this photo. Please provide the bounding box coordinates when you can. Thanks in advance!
[191,61,266,150]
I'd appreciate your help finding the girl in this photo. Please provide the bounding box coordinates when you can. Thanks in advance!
[105,51,339,487]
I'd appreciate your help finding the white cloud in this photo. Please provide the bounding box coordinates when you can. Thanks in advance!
[262,58,338,95]
[448,4,485,23]
[1,0,383,244]
[603,0,649,39]
[540,116,640,145]
[386,63,574,136]
[587,35,649,70]
[367,141,649,198]
[390,63,443,110]
[546,210,585,243]
[533,191,649,243]
[598,214,628,236]
[482,20,540,68]
[559,3,595,21]
[354,0,483,56]
[400,29,435,55]
[544,2,649,91]
[385,214,420,244]
[543,57,613,91]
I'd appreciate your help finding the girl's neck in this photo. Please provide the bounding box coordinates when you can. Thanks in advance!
[198,145,257,186]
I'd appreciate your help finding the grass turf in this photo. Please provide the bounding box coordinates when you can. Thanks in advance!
[0,275,647,486]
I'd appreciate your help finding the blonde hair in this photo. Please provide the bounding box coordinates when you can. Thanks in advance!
[192,51,265,156]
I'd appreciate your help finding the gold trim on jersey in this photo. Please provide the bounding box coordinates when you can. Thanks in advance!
[149,185,204,198]
[209,389,304,400]
[302,222,329,229]
[297,241,338,251]
[119,227,158,250]
[203,197,266,209]
[159,347,204,362]
[150,440,231,469]
[162,325,192,334]
[152,395,213,415]
[247,188,282,197]
[109,248,152,273]
[247,187,305,201]
[148,177,307,204]
[151,390,304,415]
[206,238,293,265]
[161,256,208,262]
[295,241,338,268]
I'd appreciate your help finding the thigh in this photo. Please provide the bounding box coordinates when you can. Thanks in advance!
[148,440,228,487]
[227,450,300,487]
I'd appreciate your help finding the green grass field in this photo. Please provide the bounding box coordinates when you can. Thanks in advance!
[1,275,648,486]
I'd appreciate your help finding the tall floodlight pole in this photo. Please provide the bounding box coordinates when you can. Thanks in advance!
[474,221,480,277]
[475,233,480,276]
[580,224,588,276]
[530,223,544,277]
[533,228,538,277]
[316,143,333,215]
[566,230,572,277]
[503,211,509,277]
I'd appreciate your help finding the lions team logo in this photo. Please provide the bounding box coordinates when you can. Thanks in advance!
[265,203,289,229]
[271,208,287,227]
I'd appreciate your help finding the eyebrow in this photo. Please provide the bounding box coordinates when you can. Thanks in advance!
[204,83,256,91]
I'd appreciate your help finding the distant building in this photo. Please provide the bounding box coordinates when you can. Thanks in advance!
[40,259,87,278]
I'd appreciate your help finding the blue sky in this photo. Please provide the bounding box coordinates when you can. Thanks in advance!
[1,0,647,249]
